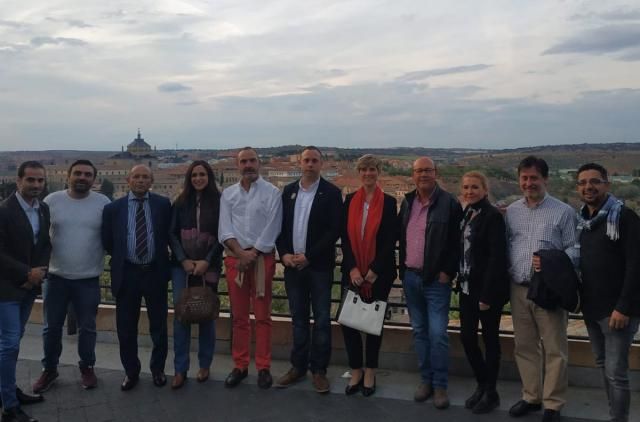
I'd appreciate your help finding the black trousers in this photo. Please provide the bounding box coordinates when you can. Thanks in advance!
[341,325,384,369]
[339,278,393,370]
[116,263,168,377]
[459,293,502,389]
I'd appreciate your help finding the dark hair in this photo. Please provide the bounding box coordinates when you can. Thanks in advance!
[68,159,97,179]
[175,161,221,234]
[577,162,608,181]
[301,145,323,158]
[17,161,45,178]
[517,155,549,178]
[176,161,220,205]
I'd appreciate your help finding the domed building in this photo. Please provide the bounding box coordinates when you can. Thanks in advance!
[107,129,159,168]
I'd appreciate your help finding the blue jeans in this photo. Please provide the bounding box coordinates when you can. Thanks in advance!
[284,267,333,374]
[402,271,452,389]
[586,316,640,422]
[171,268,216,374]
[42,275,101,370]
[0,292,36,410]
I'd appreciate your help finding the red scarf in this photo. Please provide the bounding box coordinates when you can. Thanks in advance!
[347,186,384,275]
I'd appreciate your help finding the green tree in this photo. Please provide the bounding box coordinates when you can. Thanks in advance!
[101,178,115,201]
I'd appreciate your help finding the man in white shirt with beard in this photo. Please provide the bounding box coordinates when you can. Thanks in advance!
[32,160,110,394]
[218,147,282,390]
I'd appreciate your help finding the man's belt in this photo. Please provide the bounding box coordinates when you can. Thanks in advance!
[406,267,423,275]
[125,261,155,272]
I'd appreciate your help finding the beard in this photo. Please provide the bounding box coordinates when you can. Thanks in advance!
[71,181,91,194]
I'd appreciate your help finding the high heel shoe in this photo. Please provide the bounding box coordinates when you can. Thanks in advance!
[362,376,376,397]
[345,376,363,395]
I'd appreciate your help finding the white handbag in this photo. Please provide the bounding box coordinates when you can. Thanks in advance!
[337,289,387,336]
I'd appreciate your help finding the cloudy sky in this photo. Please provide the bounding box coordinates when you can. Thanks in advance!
[1,0,639,151]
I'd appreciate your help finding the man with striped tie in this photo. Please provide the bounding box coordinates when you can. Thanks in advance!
[102,165,172,391]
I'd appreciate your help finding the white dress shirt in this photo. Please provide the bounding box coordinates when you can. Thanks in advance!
[16,192,41,244]
[292,179,320,254]
[219,177,283,253]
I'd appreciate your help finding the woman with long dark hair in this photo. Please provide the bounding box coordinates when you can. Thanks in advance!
[168,160,223,389]
[340,154,397,397]
[457,171,509,413]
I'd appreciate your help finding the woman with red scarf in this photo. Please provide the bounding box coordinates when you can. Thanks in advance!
[341,154,398,397]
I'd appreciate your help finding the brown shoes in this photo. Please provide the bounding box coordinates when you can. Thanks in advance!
[312,373,330,394]
[171,373,186,389]
[32,369,58,394]
[414,383,433,402]
[433,388,450,409]
[196,368,210,383]
[80,366,97,390]
[275,368,306,388]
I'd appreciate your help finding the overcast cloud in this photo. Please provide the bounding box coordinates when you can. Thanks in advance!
[1,0,639,150]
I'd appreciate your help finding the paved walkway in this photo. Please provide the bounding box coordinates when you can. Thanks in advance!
[15,327,634,422]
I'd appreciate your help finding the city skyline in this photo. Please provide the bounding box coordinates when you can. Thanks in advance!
[1,1,640,151]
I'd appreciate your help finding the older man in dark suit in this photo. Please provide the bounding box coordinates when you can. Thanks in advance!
[102,165,171,391]
[275,146,343,393]
[0,161,51,422]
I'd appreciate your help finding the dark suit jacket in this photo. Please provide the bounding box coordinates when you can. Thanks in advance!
[0,193,51,301]
[458,198,509,307]
[276,178,343,271]
[102,192,171,297]
[341,192,398,301]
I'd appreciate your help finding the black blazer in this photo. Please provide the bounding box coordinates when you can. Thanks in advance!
[276,178,343,271]
[341,192,398,301]
[0,193,51,301]
[458,198,509,307]
[102,192,171,297]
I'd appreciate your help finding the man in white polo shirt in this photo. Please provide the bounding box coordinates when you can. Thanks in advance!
[32,160,110,393]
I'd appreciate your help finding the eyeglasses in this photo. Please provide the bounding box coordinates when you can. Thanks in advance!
[413,168,435,174]
[576,178,607,187]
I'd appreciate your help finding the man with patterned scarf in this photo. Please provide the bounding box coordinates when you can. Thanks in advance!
[576,162,640,422]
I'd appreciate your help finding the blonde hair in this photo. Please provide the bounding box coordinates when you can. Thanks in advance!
[356,154,381,172]
[461,171,489,191]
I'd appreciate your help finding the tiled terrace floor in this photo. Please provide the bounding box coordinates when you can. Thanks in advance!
[15,326,636,422]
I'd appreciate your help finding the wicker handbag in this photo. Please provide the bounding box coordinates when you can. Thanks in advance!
[175,275,220,324]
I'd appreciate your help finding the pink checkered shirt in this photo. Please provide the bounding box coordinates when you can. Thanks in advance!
[404,196,430,269]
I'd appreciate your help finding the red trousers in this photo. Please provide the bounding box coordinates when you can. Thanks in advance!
[224,254,275,370]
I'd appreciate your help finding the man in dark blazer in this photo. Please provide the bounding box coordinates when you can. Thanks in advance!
[0,161,51,422]
[102,165,171,391]
[275,146,343,393]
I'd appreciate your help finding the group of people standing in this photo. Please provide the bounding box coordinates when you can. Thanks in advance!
[0,148,637,422]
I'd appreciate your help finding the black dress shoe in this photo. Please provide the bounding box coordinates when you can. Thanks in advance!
[542,409,561,422]
[465,385,485,409]
[472,390,500,414]
[1,407,38,422]
[120,375,139,391]
[362,377,376,397]
[509,400,542,417]
[257,369,273,389]
[15,389,43,406]
[152,371,167,387]
[224,368,248,388]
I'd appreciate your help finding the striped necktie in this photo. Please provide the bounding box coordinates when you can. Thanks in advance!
[135,198,149,260]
